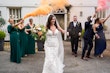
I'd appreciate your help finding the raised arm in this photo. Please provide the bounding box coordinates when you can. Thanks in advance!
[18,24,25,30]
[12,19,24,27]
[102,14,110,23]
[11,23,18,27]
[57,24,65,34]
[89,11,97,22]
[92,11,97,18]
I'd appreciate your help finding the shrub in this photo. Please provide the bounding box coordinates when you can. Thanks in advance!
[0,31,6,40]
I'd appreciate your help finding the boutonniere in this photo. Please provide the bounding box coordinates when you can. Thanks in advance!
[77,22,80,26]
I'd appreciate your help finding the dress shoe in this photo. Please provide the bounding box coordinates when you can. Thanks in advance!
[72,52,74,55]
[74,54,77,57]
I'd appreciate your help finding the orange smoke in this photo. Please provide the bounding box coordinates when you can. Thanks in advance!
[40,0,48,5]
[23,0,69,19]
[23,5,52,19]
[49,0,69,10]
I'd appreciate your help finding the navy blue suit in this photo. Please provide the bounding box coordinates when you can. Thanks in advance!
[82,20,94,58]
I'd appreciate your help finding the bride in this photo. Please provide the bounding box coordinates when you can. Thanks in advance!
[42,15,65,73]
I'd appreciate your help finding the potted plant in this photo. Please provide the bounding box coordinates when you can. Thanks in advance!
[0,30,6,51]
[31,25,46,51]
[0,17,5,26]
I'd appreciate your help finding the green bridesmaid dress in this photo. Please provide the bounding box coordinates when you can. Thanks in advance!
[19,28,28,57]
[25,24,35,54]
[7,25,21,63]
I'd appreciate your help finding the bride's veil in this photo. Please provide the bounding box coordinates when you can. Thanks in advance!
[45,14,64,63]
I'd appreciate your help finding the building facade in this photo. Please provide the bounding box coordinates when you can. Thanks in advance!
[0,0,110,40]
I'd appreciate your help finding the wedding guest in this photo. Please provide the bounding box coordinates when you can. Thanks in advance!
[25,18,35,54]
[93,14,110,58]
[81,12,96,60]
[18,19,28,57]
[7,18,22,63]
[67,15,82,57]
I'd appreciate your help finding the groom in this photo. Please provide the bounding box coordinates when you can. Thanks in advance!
[67,15,82,57]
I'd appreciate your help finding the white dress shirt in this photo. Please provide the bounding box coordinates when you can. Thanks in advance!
[73,22,77,27]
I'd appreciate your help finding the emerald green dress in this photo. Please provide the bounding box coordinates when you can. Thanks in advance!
[19,28,28,57]
[7,25,21,63]
[26,24,35,54]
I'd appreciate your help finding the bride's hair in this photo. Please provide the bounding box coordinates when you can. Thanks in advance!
[46,15,58,29]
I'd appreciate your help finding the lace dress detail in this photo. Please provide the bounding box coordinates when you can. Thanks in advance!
[42,29,65,73]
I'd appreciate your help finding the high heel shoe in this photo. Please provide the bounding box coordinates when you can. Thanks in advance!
[99,54,103,58]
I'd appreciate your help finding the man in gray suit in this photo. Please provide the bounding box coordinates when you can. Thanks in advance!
[67,16,82,57]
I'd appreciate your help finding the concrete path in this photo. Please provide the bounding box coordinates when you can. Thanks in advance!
[0,41,110,73]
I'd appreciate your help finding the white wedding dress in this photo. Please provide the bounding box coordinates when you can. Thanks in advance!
[42,29,65,73]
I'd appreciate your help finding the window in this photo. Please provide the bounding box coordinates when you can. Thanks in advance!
[95,7,106,18]
[9,8,21,23]
[97,10,106,18]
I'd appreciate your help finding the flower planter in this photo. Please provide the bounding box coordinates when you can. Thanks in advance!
[0,39,4,51]
[37,40,44,51]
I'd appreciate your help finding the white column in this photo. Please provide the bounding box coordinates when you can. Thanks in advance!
[64,9,67,40]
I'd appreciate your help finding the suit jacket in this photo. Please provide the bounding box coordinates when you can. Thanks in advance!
[85,20,92,32]
[67,21,82,38]
[83,21,94,40]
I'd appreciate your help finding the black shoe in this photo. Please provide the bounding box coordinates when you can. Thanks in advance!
[72,52,74,55]
[74,54,77,57]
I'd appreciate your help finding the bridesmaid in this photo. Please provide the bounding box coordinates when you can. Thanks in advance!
[7,18,22,63]
[18,19,28,57]
[25,18,35,54]
[93,14,110,57]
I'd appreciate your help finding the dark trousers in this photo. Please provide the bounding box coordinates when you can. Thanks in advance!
[82,38,93,58]
[70,36,79,54]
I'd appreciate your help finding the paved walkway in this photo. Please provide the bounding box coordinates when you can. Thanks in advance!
[0,41,110,73]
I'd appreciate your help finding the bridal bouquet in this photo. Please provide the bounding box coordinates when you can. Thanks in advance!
[31,24,47,41]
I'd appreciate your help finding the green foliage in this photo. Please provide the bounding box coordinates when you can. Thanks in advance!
[0,30,6,40]
[0,18,5,26]
[81,29,85,37]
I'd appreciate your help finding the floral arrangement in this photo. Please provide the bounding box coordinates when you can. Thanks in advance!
[31,24,47,41]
